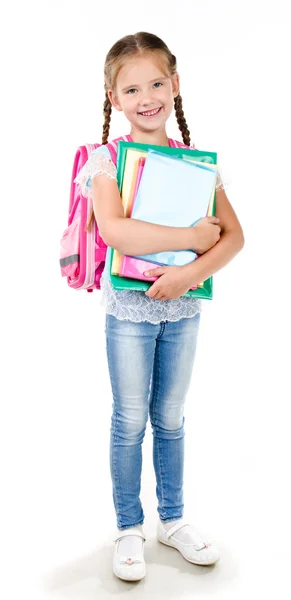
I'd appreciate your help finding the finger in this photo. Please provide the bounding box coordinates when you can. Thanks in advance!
[145,284,159,298]
[152,290,164,300]
[144,267,167,277]
[208,216,220,223]
[150,287,165,300]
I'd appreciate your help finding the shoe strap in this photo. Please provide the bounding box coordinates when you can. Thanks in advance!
[114,527,146,543]
[164,520,189,540]
[164,521,210,550]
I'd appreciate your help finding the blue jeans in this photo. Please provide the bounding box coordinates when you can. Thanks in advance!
[105,313,201,530]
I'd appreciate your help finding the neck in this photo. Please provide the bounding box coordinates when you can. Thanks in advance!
[129,127,170,147]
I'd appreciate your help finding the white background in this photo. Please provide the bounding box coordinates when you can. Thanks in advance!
[1,0,291,598]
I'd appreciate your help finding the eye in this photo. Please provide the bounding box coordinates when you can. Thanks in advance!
[153,82,163,88]
[126,88,137,95]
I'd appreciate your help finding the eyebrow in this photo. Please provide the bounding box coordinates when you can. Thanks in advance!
[121,76,168,92]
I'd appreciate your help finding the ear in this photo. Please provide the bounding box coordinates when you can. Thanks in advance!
[107,89,122,112]
[171,72,180,98]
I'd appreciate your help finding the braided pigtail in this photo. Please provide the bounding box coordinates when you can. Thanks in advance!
[102,92,112,145]
[174,94,191,146]
[86,93,112,232]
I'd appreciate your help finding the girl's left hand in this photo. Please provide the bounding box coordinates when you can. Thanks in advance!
[144,266,195,300]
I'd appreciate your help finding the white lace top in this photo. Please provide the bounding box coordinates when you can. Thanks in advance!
[75,144,227,324]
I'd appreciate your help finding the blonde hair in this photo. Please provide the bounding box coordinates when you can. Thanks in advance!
[102,31,191,146]
[86,33,192,232]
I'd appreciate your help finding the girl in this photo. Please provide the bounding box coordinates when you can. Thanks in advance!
[75,32,244,582]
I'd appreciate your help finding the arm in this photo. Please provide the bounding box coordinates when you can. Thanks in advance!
[183,186,244,284]
[92,174,220,256]
[144,186,244,300]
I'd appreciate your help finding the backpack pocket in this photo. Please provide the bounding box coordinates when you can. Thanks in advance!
[60,218,80,278]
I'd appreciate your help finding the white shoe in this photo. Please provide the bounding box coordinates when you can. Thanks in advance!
[113,525,146,581]
[157,519,220,566]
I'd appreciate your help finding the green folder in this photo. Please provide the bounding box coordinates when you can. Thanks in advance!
[110,142,217,300]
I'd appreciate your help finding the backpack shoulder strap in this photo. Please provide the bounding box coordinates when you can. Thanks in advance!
[106,135,131,166]
[103,135,195,165]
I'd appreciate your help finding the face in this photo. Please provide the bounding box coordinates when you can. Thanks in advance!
[108,54,180,134]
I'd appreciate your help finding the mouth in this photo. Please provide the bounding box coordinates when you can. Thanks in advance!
[137,107,162,118]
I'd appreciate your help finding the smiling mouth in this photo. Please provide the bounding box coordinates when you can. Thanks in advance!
[138,107,162,117]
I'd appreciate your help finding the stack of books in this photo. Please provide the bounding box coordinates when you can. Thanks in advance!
[109,141,218,299]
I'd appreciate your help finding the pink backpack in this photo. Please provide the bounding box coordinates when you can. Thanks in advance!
[59,134,193,292]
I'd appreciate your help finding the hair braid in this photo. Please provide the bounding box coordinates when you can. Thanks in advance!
[102,93,112,145]
[85,93,111,232]
[174,94,191,146]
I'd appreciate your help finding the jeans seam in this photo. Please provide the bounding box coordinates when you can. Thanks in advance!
[157,322,165,339]
[151,344,167,518]
[107,333,122,519]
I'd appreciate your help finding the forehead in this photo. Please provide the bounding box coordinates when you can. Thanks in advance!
[116,53,170,88]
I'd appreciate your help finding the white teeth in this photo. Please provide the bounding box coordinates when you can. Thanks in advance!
[140,108,160,116]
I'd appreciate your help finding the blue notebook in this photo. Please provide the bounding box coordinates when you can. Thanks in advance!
[130,150,217,266]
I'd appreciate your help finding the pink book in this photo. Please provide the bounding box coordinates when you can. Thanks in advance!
[120,157,197,289]
[131,157,145,213]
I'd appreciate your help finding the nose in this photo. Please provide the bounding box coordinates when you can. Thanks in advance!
[139,87,155,108]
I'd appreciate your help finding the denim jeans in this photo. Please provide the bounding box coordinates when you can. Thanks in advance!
[105,312,201,530]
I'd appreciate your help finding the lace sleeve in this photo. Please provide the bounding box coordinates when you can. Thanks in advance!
[216,169,224,191]
[216,165,230,191]
[74,152,117,198]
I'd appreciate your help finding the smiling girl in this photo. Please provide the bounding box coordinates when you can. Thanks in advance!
[75,31,244,582]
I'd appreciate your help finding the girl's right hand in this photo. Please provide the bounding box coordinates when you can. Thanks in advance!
[191,217,221,253]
